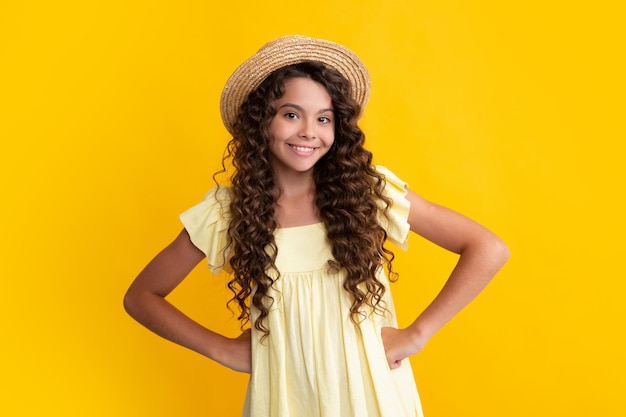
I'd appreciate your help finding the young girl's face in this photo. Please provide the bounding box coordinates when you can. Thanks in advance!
[268,77,335,177]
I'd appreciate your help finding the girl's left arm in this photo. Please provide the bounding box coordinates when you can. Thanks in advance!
[382,188,510,369]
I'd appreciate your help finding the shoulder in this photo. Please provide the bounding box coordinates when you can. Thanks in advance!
[179,185,234,273]
[202,184,233,205]
[184,185,233,219]
[373,165,411,249]
[373,165,409,206]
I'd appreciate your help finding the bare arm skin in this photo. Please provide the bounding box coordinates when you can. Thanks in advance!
[123,229,251,373]
[382,189,510,369]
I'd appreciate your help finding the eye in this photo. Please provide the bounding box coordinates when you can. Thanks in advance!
[284,112,298,120]
[319,116,333,124]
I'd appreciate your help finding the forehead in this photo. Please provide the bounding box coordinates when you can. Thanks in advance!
[278,77,332,104]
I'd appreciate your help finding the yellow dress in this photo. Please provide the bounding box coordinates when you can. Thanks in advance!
[180,166,424,417]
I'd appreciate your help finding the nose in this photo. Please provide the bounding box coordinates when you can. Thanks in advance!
[298,119,317,140]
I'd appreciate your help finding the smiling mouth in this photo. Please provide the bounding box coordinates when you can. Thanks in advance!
[288,144,317,154]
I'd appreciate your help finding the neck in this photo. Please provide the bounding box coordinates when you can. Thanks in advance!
[272,168,316,197]
[272,167,320,228]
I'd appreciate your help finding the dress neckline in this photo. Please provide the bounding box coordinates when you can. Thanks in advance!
[276,222,323,231]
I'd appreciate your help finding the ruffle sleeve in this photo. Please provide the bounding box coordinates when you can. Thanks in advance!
[179,186,233,274]
[375,165,411,250]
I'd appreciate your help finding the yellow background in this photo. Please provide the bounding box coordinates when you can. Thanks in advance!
[2,1,624,416]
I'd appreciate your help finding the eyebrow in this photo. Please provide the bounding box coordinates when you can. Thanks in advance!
[277,103,334,114]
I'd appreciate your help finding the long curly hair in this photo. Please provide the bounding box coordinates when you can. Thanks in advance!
[220,61,397,338]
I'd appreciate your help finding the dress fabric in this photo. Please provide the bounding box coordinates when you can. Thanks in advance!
[180,166,424,417]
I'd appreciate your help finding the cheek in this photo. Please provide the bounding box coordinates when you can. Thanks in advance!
[268,119,287,139]
[326,129,336,146]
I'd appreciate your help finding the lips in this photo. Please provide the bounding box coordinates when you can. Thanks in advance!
[288,144,316,155]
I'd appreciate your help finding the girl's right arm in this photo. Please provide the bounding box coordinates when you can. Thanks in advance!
[123,229,251,373]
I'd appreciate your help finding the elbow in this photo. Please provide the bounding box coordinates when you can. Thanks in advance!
[123,286,141,320]
[123,283,164,323]
[490,235,510,270]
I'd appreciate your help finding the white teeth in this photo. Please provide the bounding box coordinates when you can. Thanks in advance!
[290,145,315,153]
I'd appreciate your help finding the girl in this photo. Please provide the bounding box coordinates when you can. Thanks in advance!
[124,35,509,417]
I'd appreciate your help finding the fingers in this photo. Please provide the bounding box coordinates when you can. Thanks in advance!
[218,330,252,373]
[381,326,405,369]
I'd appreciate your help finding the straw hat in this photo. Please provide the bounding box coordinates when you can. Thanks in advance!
[219,35,371,135]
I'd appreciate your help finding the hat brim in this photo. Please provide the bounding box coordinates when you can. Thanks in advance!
[219,35,371,135]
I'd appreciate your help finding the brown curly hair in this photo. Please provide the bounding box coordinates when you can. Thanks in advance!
[219,61,397,338]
